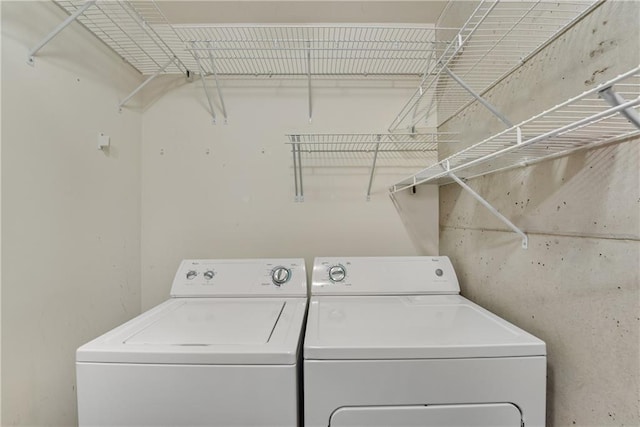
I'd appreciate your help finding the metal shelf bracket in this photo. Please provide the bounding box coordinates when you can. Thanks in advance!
[119,56,176,111]
[598,87,640,130]
[307,41,313,123]
[290,136,304,202]
[193,43,217,125]
[28,0,97,66]
[366,135,382,201]
[208,42,228,124]
[443,67,513,128]
[444,161,528,249]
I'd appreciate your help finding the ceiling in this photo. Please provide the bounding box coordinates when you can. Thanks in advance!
[155,1,449,24]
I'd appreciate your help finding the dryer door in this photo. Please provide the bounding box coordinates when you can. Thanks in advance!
[329,403,522,427]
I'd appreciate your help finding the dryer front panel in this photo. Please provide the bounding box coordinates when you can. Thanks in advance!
[329,404,522,427]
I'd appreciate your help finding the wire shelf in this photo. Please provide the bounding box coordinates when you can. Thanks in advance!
[179,25,443,77]
[55,2,444,77]
[287,132,456,149]
[388,0,600,131]
[55,0,187,74]
[52,0,597,91]
[287,133,458,200]
[391,66,640,191]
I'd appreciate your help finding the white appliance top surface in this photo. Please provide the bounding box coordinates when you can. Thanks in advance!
[304,295,546,360]
[170,258,307,297]
[124,299,284,345]
[311,256,460,295]
[78,297,308,365]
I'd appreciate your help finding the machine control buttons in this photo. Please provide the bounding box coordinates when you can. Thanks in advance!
[435,268,444,277]
[271,267,291,286]
[204,270,215,280]
[328,265,346,282]
[186,270,198,280]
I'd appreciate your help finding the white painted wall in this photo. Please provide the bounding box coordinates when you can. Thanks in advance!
[140,78,437,308]
[418,2,639,426]
[1,2,142,425]
[0,3,3,421]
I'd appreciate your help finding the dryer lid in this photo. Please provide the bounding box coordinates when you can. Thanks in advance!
[304,295,546,360]
[77,297,308,365]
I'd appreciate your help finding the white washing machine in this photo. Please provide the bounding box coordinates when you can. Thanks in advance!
[77,258,307,427]
[304,256,546,427]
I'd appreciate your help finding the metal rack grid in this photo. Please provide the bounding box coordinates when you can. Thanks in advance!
[179,25,443,77]
[286,133,458,200]
[388,0,601,131]
[391,66,640,191]
[52,2,446,78]
[54,0,187,75]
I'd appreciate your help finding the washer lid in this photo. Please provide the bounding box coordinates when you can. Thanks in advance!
[125,300,284,346]
[304,295,546,360]
[77,297,307,365]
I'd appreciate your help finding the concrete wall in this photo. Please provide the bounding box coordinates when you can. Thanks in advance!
[0,3,3,421]
[140,78,436,309]
[1,2,143,425]
[434,2,639,426]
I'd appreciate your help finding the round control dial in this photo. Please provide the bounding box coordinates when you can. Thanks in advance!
[271,267,291,286]
[328,265,346,282]
[204,270,215,280]
[186,270,198,280]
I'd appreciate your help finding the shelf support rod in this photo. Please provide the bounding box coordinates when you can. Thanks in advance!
[119,56,176,110]
[208,42,228,124]
[445,162,528,249]
[366,135,382,201]
[27,0,97,65]
[443,67,513,128]
[193,45,217,124]
[291,140,300,202]
[307,41,313,123]
[598,87,640,130]
[297,142,304,202]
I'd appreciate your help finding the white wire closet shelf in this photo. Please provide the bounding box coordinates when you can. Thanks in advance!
[391,66,640,192]
[53,0,187,75]
[180,25,443,77]
[43,0,599,122]
[50,0,597,81]
[388,0,600,132]
[53,1,444,78]
[286,133,458,201]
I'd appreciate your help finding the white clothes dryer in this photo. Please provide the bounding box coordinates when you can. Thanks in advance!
[77,258,307,427]
[304,256,546,427]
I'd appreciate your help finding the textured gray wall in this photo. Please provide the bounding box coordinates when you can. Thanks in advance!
[437,1,639,426]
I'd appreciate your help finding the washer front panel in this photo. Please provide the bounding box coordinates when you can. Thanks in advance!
[77,362,298,426]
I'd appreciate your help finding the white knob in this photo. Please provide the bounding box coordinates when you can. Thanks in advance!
[328,265,346,282]
[186,270,197,280]
[204,270,215,280]
[271,267,291,286]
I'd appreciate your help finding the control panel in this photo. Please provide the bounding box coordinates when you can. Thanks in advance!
[311,256,460,296]
[170,259,307,298]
